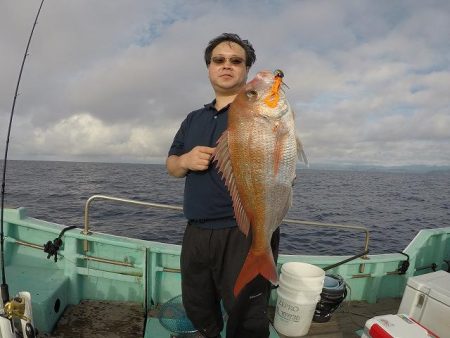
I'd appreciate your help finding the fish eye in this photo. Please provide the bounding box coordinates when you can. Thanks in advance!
[246,90,258,100]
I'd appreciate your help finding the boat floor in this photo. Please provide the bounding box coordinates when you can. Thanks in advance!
[41,298,401,337]
[40,300,145,338]
[270,297,402,338]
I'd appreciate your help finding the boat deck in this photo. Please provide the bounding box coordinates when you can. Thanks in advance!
[41,300,145,338]
[272,297,402,338]
[41,298,401,337]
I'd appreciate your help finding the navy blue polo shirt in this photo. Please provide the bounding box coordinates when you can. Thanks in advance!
[168,101,237,228]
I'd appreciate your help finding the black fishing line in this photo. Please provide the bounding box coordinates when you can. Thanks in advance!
[1,0,45,304]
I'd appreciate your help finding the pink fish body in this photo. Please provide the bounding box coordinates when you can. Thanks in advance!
[214,70,305,296]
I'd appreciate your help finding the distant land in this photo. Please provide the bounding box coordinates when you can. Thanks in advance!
[301,162,450,173]
[5,158,450,174]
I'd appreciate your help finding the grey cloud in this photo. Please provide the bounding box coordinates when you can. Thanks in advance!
[1,0,449,166]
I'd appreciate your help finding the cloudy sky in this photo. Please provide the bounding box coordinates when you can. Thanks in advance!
[1,0,449,166]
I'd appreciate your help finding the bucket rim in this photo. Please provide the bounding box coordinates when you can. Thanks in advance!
[279,275,324,292]
[281,262,325,279]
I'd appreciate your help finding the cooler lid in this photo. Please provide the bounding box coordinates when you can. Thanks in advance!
[407,270,450,307]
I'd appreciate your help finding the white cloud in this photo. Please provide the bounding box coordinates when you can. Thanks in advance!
[1,0,449,166]
[11,112,178,163]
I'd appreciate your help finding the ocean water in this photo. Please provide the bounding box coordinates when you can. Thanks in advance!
[3,160,450,255]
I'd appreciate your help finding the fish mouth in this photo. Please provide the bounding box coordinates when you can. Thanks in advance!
[256,70,276,81]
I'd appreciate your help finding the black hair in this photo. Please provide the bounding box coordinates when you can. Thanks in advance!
[204,33,256,68]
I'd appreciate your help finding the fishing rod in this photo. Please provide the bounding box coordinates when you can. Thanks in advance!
[1,0,45,305]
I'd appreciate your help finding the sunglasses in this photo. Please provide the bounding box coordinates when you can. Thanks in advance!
[211,56,245,66]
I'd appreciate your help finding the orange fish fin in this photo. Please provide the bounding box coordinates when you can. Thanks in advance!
[296,135,309,167]
[233,250,278,297]
[213,131,251,236]
[273,124,288,176]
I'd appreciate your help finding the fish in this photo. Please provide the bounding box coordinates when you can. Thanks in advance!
[213,70,307,297]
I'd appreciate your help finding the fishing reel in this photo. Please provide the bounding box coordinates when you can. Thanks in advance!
[0,292,36,338]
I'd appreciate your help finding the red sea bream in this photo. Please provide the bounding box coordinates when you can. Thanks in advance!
[213,70,307,296]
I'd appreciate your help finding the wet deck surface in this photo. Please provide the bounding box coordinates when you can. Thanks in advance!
[42,298,401,337]
[41,300,145,338]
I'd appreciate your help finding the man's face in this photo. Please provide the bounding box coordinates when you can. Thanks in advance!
[208,41,249,96]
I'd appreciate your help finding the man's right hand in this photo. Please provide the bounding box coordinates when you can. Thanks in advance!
[183,146,215,172]
[166,146,215,178]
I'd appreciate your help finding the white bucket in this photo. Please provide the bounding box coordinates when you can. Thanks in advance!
[279,274,323,294]
[281,262,325,291]
[274,262,325,337]
[277,282,319,302]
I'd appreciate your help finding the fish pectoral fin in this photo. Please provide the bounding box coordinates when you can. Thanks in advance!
[296,135,309,167]
[273,125,290,176]
[212,130,251,236]
[234,250,278,297]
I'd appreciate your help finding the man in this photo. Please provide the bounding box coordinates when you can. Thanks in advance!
[166,33,279,338]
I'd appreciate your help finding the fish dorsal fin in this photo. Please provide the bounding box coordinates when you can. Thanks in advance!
[296,135,309,167]
[213,131,251,236]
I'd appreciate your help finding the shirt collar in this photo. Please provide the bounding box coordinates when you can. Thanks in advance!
[204,99,230,113]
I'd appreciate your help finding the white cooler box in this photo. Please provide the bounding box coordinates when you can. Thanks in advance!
[398,270,450,338]
[361,314,437,338]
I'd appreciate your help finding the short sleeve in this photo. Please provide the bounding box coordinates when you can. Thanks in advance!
[168,118,188,157]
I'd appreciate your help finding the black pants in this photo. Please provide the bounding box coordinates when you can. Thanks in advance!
[180,225,280,338]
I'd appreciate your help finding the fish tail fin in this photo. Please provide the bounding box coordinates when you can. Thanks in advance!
[234,250,278,297]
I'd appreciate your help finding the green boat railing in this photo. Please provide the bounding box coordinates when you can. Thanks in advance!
[82,194,182,250]
[4,204,449,307]
[82,194,370,272]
